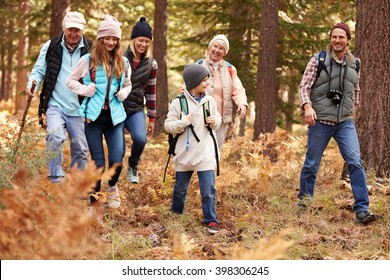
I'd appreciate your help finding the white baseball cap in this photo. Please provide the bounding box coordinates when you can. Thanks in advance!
[62,11,86,30]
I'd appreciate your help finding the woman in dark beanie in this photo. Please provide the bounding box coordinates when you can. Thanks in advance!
[123,16,157,184]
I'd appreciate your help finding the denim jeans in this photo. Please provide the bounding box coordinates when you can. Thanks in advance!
[299,120,370,212]
[171,170,217,224]
[45,106,88,183]
[123,110,147,168]
[85,109,124,200]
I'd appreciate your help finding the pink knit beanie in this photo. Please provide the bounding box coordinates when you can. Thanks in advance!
[97,15,122,40]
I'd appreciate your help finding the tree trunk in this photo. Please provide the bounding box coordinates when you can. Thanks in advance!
[355,0,390,177]
[50,0,69,38]
[286,77,295,132]
[228,2,253,137]
[153,0,169,136]
[15,0,29,114]
[5,20,14,101]
[1,45,5,100]
[253,0,279,140]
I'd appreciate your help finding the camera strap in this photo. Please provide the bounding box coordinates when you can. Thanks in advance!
[328,58,348,93]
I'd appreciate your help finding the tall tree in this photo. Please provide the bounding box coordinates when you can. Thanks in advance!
[15,0,29,114]
[5,20,14,101]
[50,0,69,38]
[153,0,168,135]
[228,1,260,137]
[253,0,279,139]
[355,0,390,177]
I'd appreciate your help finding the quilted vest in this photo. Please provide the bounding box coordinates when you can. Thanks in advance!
[38,34,91,116]
[311,51,360,123]
[200,58,235,123]
[78,55,126,126]
[123,50,151,115]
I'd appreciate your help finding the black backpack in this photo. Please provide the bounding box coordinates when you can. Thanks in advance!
[163,94,220,182]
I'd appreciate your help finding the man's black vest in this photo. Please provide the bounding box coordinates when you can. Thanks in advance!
[38,34,91,122]
[123,48,151,115]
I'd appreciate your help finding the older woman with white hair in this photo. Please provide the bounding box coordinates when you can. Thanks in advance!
[197,34,248,151]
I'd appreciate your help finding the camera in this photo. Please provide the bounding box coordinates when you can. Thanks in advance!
[328,89,343,105]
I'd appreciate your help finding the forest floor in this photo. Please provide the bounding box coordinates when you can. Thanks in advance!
[0,101,389,260]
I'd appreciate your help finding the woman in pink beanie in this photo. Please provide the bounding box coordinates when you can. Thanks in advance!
[67,15,132,223]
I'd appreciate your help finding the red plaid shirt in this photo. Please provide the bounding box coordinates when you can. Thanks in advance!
[299,54,360,125]
[145,59,157,122]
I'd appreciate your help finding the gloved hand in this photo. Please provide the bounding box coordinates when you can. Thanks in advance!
[115,88,130,101]
[84,83,96,97]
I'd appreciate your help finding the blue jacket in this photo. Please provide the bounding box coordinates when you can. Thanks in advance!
[78,54,127,126]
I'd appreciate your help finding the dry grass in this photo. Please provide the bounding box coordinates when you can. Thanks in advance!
[0,162,107,259]
[1,107,389,260]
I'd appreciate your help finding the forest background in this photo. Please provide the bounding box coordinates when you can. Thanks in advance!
[0,0,389,260]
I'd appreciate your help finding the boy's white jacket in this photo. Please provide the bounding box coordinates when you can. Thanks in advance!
[164,90,222,172]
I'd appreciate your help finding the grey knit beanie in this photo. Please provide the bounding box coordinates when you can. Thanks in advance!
[183,63,210,90]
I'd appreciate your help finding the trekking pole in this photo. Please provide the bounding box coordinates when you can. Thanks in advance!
[17,80,37,142]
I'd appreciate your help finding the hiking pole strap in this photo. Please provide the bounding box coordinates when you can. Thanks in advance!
[163,154,171,183]
[208,127,220,176]
[189,124,200,142]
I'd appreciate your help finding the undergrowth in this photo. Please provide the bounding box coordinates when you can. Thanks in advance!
[1,107,389,260]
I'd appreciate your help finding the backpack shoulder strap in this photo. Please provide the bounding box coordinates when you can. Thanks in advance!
[164,93,189,182]
[315,50,329,79]
[202,99,219,176]
[90,68,96,83]
[202,100,210,124]
[175,93,188,115]
[224,61,234,79]
[353,55,360,73]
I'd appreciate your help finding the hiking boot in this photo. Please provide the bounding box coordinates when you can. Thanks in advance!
[206,222,220,234]
[107,184,121,209]
[296,204,308,215]
[356,211,376,225]
[128,166,139,184]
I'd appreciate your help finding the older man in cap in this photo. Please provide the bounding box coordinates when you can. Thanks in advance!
[297,22,376,225]
[26,11,91,184]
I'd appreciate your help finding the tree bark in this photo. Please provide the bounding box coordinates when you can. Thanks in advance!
[15,0,29,114]
[253,0,279,139]
[50,0,69,38]
[355,0,390,177]
[5,20,14,100]
[153,0,169,136]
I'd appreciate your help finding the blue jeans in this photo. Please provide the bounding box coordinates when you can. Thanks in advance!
[85,109,124,201]
[171,170,217,224]
[45,106,88,183]
[123,110,147,168]
[299,120,370,213]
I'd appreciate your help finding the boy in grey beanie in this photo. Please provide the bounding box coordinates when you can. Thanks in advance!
[183,63,211,91]
[164,63,222,234]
